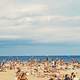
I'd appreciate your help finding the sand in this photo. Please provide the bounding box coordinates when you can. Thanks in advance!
[0,70,47,80]
[0,69,80,80]
[0,70,15,80]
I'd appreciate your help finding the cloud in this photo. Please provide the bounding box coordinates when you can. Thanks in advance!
[0,0,80,43]
[16,0,48,5]
[0,14,80,43]
[31,27,80,43]
[10,24,79,43]
[0,0,15,17]
[15,4,48,19]
[48,16,80,27]
[0,35,20,40]
[48,0,80,16]
[48,16,80,21]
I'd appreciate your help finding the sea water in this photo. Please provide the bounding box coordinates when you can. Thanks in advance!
[0,56,80,62]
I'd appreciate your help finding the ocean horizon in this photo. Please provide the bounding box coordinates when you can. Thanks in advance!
[0,56,80,62]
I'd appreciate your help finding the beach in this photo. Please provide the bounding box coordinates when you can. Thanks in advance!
[0,70,15,80]
[0,70,49,80]
[0,69,80,80]
[0,57,80,80]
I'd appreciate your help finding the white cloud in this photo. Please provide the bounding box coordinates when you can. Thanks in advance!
[0,0,80,43]
[0,0,15,17]
[48,16,80,27]
[15,4,48,19]
[17,4,47,13]
[31,27,80,43]
[0,14,80,43]
[48,16,80,21]
[48,0,80,16]
[0,35,20,39]
[0,26,80,43]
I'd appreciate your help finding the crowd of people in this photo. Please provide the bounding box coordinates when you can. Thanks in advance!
[49,72,80,80]
[0,58,80,80]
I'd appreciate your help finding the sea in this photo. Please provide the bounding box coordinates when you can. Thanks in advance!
[0,56,80,62]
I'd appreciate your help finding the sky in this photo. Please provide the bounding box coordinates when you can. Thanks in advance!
[0,0,80,56]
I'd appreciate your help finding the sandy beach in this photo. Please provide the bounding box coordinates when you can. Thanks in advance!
[0,70,15,80]
[0,69,80,80]
[0,70,48,80]
[0,59,80,80]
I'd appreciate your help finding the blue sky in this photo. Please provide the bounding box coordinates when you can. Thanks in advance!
[0,40,80,56]
[0,0,80,56]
